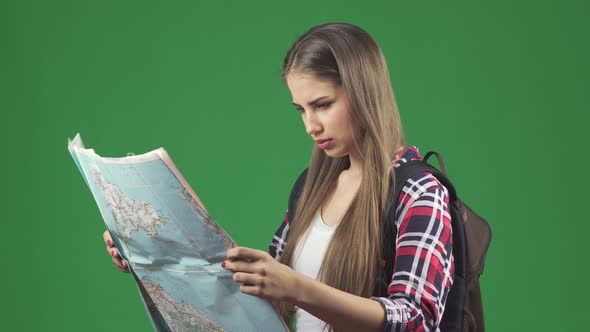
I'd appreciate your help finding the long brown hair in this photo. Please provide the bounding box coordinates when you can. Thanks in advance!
[277,23,406,329]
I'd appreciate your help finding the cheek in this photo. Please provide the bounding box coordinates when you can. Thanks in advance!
[331,108,352,132]
[340,117,358,139]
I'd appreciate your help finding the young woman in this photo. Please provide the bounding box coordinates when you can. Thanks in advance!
[104,23,454,332]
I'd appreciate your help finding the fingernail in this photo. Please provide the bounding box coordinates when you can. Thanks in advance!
[107,240,113,246]
[111,250,116,258]
[221,261,226,269]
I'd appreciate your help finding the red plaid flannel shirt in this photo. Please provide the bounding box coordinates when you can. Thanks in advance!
[268,147,454,332]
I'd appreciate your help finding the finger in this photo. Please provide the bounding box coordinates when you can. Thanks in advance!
[120,260,129,272]
[233,272,262,286]
[239,284,264,298]
[112,256,123,267]
[112,248,121,259]
[112,257,129,273]
[103,230,114,247]
[106,246,120,259]
[226,247,268,262]
[224,260,258,274]
[116,262,129,273]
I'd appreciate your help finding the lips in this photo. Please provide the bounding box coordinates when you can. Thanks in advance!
[315,138,333,149]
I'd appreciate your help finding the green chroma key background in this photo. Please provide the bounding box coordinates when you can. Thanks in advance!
[1,0,587,331]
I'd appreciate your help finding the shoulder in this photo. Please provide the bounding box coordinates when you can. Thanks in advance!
[393,145,449,198]
[285,167,309,224]
[399,171,449,202]
[392,146,451,224]
[395,170,448,214]
[288,168,308,201]
[293,168,309,187]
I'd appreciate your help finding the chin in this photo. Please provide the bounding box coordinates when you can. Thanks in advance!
[323,149,345,159]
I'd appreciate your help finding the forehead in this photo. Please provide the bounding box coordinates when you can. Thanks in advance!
[286,72,340,103]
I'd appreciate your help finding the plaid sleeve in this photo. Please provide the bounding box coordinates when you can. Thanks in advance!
[268,210,290,260]
[371,173,454,332]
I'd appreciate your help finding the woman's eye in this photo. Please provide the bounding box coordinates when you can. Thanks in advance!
[317,102,331,110]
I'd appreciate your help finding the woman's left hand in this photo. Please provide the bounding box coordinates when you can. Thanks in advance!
[223,246,298,303]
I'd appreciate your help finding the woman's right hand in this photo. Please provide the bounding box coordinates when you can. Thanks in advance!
[103,230,129,273]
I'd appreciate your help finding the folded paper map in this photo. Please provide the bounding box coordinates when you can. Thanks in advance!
[68,133,288,332]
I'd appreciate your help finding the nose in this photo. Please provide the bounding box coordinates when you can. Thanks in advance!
[302,111,323,137]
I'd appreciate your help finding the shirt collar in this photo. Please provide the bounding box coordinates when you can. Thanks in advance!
[392,146,421,169]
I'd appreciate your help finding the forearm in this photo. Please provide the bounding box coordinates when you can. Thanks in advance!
[292,272,385,332]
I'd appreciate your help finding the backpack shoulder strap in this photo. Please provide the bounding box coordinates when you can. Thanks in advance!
[380,160,447,294]
[287,168,308,225]
[380,158,465,292]
[384,159,456,240]
[383,157,470,331]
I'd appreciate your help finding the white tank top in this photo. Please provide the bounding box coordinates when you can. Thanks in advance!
[292,207,338,332]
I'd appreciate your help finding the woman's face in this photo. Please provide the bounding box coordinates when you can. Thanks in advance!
[286,72,363,160]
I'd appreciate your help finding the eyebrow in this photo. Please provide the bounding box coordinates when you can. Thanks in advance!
[292,96,330,108]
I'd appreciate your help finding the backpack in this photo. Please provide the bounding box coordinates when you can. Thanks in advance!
[286,151,492,332]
